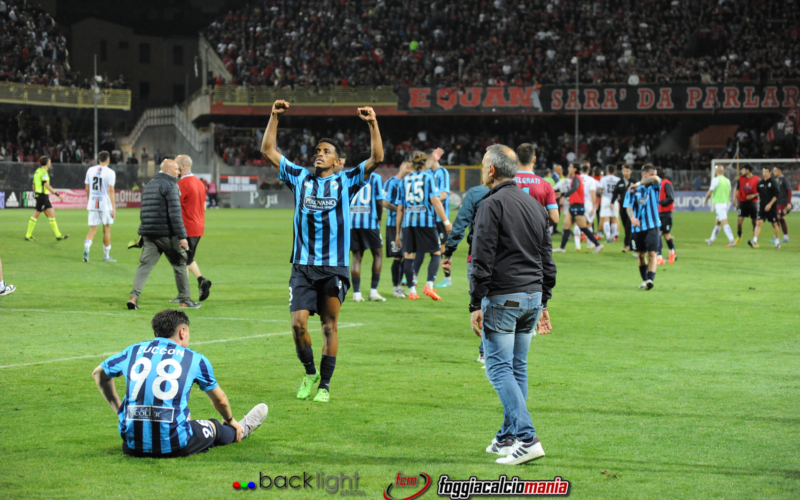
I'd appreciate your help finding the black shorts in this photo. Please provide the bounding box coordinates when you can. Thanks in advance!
[35,194,52,212]
[632,227,660,253]
[659,212,672,234]
[738,201,758,220]
[186,236,201,266]
[401,226,441,255]
[350,228,382,252]
[435,221,447,245]
[122,419,220,458]
[569,204,585,217]
[386,226,403,258]
[289,264,350,316]
[759,206,778,223]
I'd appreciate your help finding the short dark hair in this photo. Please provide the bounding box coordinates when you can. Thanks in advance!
[39,156,50,166]
[607,164,616,174]
[152,309,190,338]
[316,138,342,158]
[580,164,590,173]
[622,164,632,170]
[741,164,752,172]
[516,143,536,166]
[98,151,110,163]
[642,163,657,173]
[657,167,666,178]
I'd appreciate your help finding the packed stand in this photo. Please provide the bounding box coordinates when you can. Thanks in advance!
[203,0,800,89]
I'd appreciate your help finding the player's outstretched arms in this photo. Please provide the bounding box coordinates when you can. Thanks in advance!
[261,100,290,170]
[92,365,121,413]
[206,386,243,442]
[358,107,383,174]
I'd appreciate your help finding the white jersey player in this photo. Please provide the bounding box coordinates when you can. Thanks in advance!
[83,152,117,263]
[599,165,621,243]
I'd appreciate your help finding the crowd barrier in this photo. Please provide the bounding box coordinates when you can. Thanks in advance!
[0,189,142,209]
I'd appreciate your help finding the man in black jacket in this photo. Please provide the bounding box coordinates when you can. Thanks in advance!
[611,165,634,251]
[470,145,556,466]
[127,160,199,309]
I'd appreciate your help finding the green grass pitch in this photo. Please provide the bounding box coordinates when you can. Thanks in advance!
[0,208,798,499]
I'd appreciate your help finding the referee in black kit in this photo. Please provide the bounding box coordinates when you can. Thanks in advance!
[469,144,556,466]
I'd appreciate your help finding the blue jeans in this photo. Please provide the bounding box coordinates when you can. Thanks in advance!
[467,261,483,356]
[481,292,542,442]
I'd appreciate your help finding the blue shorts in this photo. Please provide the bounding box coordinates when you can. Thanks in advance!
[289,265,350,316]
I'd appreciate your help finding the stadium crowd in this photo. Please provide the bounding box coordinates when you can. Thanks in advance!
[204,0,800,89]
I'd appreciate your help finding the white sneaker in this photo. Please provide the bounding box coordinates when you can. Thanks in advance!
[485,438,515,456]
[392,288,407,298]
[496,437,545,465]
[638,281,648,290]
[353,292,365,302]
[783,235,790,243]
[240,403,268,439]
[477,354,485,364]
[553,248,566,253]
[705,238,713,246]
[775,243,781,249]
[369,291,386,302]
[593,244,604,254]
[0,283,16,296]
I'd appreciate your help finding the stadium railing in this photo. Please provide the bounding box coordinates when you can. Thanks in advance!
[0,82,132,110]
[209,86,398,107]
[0,162,151,192]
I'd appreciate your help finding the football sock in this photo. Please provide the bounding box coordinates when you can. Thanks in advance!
[737,225,743,238]
[103,245,111,259]
[370,273,380,289]
[639,265,647,281]
[84,239,92,250]
[413,253,425,275]
[444,269,451,278]
[753,236,758,243]
[48,218,62,238]
[666,238,675,251]
[780,219,788,234]
[197,276,204,285]
[213,421,237,446]
[0,280,5,288]
[426,281,434,289]
[710,226,720,241]
[580,227,600,246]
[603,222,610,239]
[560,230,570,249]
[26,217,37,238]
[612,223,618,238]
[403,259,415,289]
[296,346,316,375]
[391,260,402,286]
[352,276,361,293]
[318,355,336,391]
[427,254,440,282]
[573,230,581,249]
[723,224,734,242]
[647,271,656,281]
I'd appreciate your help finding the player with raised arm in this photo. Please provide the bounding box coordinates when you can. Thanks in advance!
[749,167,781,249]
[733,164,759,246]
[383,161,411,298]
[598,165,620,243]
[83,151,117,263]
[92,309,268,458]
[704,165,736,247]
[553,163,604,253]
[25,156,68,242]
[350,167,386,303]
[514,143,559,225]
[624,164,661,290]
[395,152,452,301]
[261,100,383,403]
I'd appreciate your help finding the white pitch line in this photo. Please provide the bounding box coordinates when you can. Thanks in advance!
[0,323,362,370]
[0,308,287,322]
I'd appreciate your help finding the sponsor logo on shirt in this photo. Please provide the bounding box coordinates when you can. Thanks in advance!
[126,405,175,423]
[406,205,427,213]
[303,196,338,211]
[350,206,370,213]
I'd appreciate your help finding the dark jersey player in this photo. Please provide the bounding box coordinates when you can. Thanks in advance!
[733,164,759,245]
[349,168,386,303]
[395,152,452,301]
[514,143,559,225]
[92,310,267,458]
[383,161,411,297]
[656,167,677,265]
[749,167,781,249]
[261,100,384,403]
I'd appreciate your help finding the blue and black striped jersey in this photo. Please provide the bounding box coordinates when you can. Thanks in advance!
[384,176,403,227]
[432,167,451,222]
[623,182,661,232]
[101,338,218,455]
[279,156,367,266]
[350,172,386,230]
[400,170,438,228]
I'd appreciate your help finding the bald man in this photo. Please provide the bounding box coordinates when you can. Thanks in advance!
[174,155,212,302]
[127,159,200,310]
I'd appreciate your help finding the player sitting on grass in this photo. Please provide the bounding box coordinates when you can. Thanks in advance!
[92,309,268,458]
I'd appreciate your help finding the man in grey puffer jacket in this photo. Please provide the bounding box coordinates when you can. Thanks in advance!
[127,159,200,309]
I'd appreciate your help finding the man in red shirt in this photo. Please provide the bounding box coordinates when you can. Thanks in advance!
[514,144,559,226]
[176,155,212,301]
[733,164,759,245]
